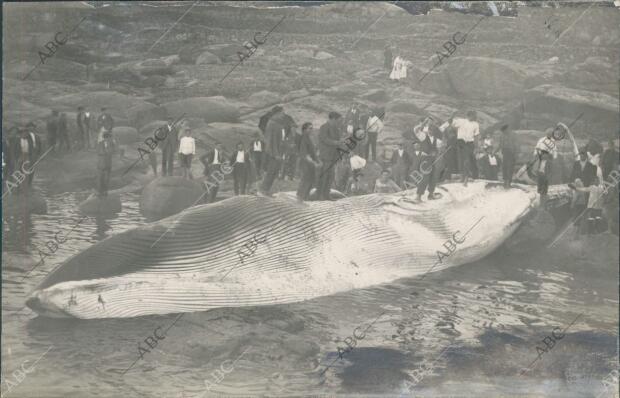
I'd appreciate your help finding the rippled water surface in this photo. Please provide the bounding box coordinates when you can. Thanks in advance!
[2,183,618,398]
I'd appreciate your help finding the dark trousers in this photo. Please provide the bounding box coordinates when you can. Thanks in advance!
[502,150,515,187]
[457,140,474,180]
[297,161,316,201]
[98,168,111,196]
[251,151,263,175]
[282,153,297,179]
[317,160,336,200]
[261,155,282,194]
[365,132,378,161]
[206,165,220,203]
[572,203,587,234]
[416,154,436,196]
[161,147,175,176]
[585,208,606,235]
[233,163,247,195]
[58,131,71,151]
[78,127,90,149]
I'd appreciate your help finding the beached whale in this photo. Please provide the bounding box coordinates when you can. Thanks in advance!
[26,181,571,319]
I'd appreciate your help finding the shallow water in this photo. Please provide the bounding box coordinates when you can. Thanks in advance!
[2,183,618,398]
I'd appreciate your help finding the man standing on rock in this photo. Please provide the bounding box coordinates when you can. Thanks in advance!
[366,109,384,162]
[317,111,344,201]
[250,132,265,177]
[498,124,517,188]
[160,118,179,177]
[77,106,92,150]
[260,107,288,196]
[201,142,227,203]
[296,122,321,201]
[452,110,480,187]
[231,142,251,195]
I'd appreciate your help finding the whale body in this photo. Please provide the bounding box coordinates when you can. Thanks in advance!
[26,181,571,319]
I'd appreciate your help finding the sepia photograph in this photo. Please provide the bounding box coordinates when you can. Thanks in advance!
[1,1,619,397]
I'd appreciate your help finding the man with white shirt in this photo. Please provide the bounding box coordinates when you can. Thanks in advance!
[250,132,265,177]
[231,142,251,195]
[365,109,384,161]
[452,110,480,186]
[178,128,195,180]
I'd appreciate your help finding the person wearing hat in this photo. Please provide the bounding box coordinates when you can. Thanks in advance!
[97,130,116,197]
[498,124,517,188]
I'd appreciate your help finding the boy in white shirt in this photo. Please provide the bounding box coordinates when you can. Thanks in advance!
[178,128,195,179]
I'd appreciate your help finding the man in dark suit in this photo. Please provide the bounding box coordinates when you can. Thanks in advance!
[391,142,411,189]
[249,132,265,177]
[230,142,251,195]
[200,143,227,203]
[260,108,288,196]
[296,122,321,201]
[317,111,344,200]
[97,131,116,197]
[160,119,179,176]
[77,106,92,150]
[570,149,597,187]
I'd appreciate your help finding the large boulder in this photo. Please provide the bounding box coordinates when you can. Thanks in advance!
[162,97,240,123]
[562,57,617,96]
[195,51,221,65]
[126,102,168,129]
[140,177,205,220]
[359,88,389,104]
[246,90,281,110]
[202,44,249,63]
[139,120,168,136]
[522,85,619,139]
[26,59,87,82]
[195,122,261,151]
[445,56,527,100]
[112,126,140,145]
[78,193,122,216]
[51,91,152,123]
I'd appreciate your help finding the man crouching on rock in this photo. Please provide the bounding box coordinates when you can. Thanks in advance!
[97,131,116,197]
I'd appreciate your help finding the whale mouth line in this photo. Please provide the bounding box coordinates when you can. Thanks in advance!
[25,294,73,318]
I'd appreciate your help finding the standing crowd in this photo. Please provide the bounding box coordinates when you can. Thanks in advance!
[3,98,618,235]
